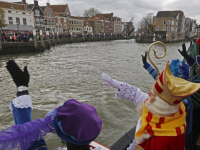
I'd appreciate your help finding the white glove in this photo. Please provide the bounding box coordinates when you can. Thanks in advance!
[101,73,122,89]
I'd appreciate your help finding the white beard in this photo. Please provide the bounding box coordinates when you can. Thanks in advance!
[135,94,180,144]
[145,95,180,117]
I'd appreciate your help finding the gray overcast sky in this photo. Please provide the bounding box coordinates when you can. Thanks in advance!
[7,0,200,28]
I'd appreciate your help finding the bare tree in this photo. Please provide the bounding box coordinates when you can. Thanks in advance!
[0,7,6,50]
[137,13,154,33]
[83,7,101,18]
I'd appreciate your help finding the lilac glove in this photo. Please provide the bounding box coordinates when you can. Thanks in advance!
[101,73,122,89]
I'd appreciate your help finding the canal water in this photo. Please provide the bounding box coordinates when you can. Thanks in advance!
[0,39,191,149]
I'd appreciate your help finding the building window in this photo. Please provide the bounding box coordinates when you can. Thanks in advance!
[69,21,71,24]
[171,27,174,31]
[48,12,51,17]
[23,18,27,25]
[64,18,66,22]
[64,24,67,29]
[167,26,170,31]
[8,17,13,24]
[8,11,11,13]
[163,20,166,25]
[176,28,177,32]
[168,20,170,25]
[163,26,166,31]
[16,17,20,24]
[74,21,76,24]
[72,21,73,24]
[22,12,25,14]
[58,17,60,23]
[35,18,39,25]
[45,20,47,25]
[171,20,174,25]
[52,21,54,25]
[156,26,159,31]
[35,10,40,16]
[176,22,178,26]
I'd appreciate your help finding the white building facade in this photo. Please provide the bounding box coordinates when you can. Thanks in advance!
[3,8,34,26]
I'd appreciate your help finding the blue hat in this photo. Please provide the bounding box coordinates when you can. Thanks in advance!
[169,59,189,80]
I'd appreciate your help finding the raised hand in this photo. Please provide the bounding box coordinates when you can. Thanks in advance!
[178,43,189,60]
[6,60,30,87]
[141,51,147,65]
[101,73,121,89]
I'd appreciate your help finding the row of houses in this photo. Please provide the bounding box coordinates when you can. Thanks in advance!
[0,0,125,34]
[150,10,198,41]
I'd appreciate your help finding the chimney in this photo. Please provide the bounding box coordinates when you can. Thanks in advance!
[22,0,26,4]
[34,0,38,6]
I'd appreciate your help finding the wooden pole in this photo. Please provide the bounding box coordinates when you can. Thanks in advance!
[0,30,2,51]
[40,30,44,49]
[33,29,37,49]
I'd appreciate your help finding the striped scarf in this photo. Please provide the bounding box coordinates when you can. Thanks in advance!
[135,102,186,138]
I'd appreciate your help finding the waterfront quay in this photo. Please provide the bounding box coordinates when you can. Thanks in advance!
[0,34,133,55]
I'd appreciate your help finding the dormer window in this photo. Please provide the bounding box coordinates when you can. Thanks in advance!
[35,10,40,16]
[48,12,51,17]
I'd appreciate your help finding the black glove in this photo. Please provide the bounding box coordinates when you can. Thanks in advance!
[178,43,190,60]
[141,51,147,65]
[6,60,30,87]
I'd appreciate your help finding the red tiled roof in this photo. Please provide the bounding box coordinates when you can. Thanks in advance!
[50,5,67,13]
[0,1,24,10]
[84,20,92,27]
[89,14,109,21]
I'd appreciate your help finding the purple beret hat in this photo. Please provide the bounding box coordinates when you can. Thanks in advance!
[52,99,102,145]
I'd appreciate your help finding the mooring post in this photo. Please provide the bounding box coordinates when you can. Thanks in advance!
[52,32,55,46]
[46,31,50,49]
[33,29,37,50]
[71,32,73,42]
[92,33,94,40]
[57,32,60,44]
[0,31,2,51]
[40,30,44,49]
[82,33,85,41]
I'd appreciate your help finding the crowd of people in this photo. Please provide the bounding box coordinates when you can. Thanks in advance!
[0,38,200,150]
[1,31,33,42]
[1,30,125,43]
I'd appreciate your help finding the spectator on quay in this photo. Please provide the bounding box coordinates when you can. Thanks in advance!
[13,34,17,42]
